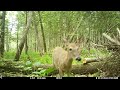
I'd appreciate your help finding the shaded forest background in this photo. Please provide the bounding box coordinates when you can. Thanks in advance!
[0,11,120,77]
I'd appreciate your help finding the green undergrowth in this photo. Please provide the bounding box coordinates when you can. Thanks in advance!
[3,48,111,65]
[2,48,111,77]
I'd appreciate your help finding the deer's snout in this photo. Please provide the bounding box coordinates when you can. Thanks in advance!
[75,57,81,61]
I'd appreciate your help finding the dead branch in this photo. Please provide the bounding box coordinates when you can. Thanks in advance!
[102,33,120,45]
[117,28,120,36]
[82,58,103,64]
[91,42,105,48]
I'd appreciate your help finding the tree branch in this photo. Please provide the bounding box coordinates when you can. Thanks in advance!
[102,33,120,45]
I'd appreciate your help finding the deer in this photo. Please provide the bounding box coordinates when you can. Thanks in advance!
[52,38,82,77]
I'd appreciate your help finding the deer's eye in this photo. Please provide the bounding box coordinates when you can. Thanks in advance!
[69,48,72,51]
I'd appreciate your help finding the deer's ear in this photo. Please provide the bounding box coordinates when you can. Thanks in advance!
[63,38,69,50]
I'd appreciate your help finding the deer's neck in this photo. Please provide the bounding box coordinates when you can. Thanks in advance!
[66,52,73,64]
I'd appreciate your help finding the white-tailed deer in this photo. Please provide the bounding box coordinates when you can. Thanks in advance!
[52,38,82,77]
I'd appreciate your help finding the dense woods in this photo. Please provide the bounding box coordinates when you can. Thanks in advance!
[0,11,120,77]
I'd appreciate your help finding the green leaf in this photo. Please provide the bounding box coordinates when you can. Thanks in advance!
[25,61,32,66]
[24,67,32,71]
[32,71,42,75]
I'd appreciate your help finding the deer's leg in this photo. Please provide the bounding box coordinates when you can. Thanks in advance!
[66,70,71,77]
[59,68,64,78]
[53,62,55,68]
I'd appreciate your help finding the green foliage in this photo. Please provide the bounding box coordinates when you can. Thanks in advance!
[25,61,32,67]
[20,52,39,61]
[4,51,52,64]
[4,48,110,65]
[24,67,32,71]
[81,48,111,58]
[40,54,52,64]
[4,52,15,59]
[32,68,55,77]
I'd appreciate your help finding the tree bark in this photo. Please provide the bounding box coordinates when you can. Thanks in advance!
[6,27,9,52]
[14,11,33,61]
[38,11,47,53]
[17,23,19,51]
[25,11,28,54]
[0,11,6,58]
[33,12,43,56]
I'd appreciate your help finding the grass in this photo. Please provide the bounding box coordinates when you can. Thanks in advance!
[4,51,16,60]
[4,48,111,64]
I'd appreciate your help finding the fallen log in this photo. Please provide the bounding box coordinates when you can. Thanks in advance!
[32,60,106,75]
[71,63,98,75]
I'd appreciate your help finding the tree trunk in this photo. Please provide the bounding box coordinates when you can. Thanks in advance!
[38,11,47,53]
[33,12,43,56]
[25,36,28,54]
[0,11,6,58]
[14,11,33,61]
[6,26,9,52]
[25,11,28,54]
[88,26,91,53]
[17,22,19,51]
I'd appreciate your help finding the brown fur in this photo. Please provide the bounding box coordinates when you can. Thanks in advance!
[52,43,80,77]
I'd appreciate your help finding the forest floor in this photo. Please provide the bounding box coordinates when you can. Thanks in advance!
[0,60,88,77]
[0,48,111,77]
